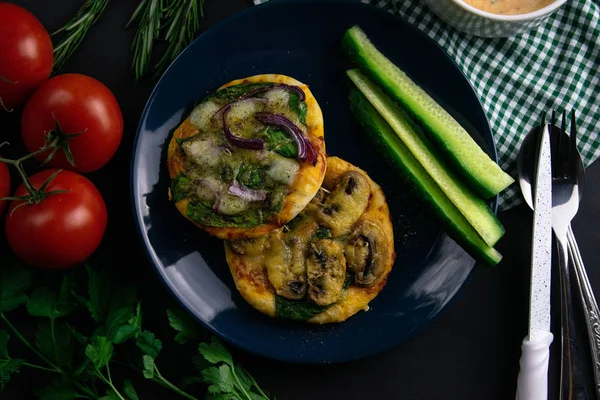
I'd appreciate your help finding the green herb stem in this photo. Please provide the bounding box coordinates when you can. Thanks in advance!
[52,0,110,70]
[231,368,253,400]
[96,367,127,400]
[21,361,62,373]
[1,313,99,400]
[0,313,61,373]
[249,373,270,399]
[154,364,199,400]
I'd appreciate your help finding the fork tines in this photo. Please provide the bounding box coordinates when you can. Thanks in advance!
[550,110,578,181]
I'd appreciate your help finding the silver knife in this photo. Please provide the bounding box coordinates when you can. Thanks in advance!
[516,116,554,400]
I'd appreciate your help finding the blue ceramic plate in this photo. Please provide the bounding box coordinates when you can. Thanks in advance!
[131,0,498,364]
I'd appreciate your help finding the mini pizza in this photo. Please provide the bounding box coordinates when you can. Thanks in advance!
[225,157,396,324]
[167,74,327,240]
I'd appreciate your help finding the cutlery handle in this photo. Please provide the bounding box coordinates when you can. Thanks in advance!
[556,236,588,400]
[568,224,600,398]
[516,332,553,400]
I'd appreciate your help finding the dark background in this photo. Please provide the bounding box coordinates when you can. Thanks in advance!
[2,0,599,399]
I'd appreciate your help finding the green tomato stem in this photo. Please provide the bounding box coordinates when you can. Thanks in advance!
[0,139,61,202]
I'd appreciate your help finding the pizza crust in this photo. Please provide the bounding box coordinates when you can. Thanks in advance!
[167,74,326,240]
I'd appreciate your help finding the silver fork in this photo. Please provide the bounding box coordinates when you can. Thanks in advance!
[550,110,588,399]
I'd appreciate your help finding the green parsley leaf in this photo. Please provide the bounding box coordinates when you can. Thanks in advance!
[105,286,137,342]
[180,375,204,388]
[202,365,234,394]
[26,288,57,318]
[136,330,162,359]
[167,308,200,344]
[0,330,9,358]
[35,321,74,368]
[35,380,79,400]
[198,337,233,367]
[142,354,154,379]
[0,357,24,393]
[0,264,32,313]
[85,336,113,370]
[85,265,111,322]
[129,302,143,333]
[99,389,121,400]
[27,287,77,321]
[112,324,138,345]
[123,378,139,400]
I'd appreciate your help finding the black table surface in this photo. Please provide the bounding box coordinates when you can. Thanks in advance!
[3,1,600,399]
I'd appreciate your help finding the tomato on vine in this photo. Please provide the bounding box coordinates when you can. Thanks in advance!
[0,159,9,216]
[5,169,107,269]
[0,2,53,111]
[21,74,123,173]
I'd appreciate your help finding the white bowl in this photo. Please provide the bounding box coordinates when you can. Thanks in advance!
[421,0,567,37]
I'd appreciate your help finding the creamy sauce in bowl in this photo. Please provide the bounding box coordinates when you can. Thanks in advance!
[462,0,555,15]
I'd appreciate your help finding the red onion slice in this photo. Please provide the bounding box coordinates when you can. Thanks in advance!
[228,180,266,201]
[254,112,316,164]
[239,83,306,102]
[222,106,264,150]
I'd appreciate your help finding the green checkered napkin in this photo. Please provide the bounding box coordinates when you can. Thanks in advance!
[254,0,600,210]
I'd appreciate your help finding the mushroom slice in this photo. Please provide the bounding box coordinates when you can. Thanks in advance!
[264,233,307,300]
[317,171,370,236]
[345,220,389,287]
[306,239,346,306]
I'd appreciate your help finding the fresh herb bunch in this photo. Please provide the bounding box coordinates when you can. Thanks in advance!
[52,0,205,78]
[127,0,204,79]
[0,262,271,400]
[127,0,165,80]
[53,0,111,70]
[153,0,204,76]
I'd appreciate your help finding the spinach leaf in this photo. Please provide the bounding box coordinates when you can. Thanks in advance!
[343,272,354,290]
[219,166,234,183]
[275,296,332,321]
[313,226,332,240]
[171,174,191,203]
[175,134,199,146]
[186,202,263,228]
[207,83,275,102]
[236,165,265,189]
[263,127,297,159]
[288,92,307,125]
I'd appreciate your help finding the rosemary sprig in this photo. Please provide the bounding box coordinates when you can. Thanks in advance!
[53,0,110,70]
[154,0,204,75]
[127,0,165,80]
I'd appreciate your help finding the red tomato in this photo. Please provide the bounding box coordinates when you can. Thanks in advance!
[21,74,123,173]
[5,169,107,269]
[0,158,9,216]
[0,3,53,110]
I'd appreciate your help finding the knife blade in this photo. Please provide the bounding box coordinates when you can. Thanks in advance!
[516,117,553,400]
[529,118,553,340]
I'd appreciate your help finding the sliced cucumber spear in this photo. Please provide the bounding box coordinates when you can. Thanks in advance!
[343,25,514,198]
[347,69,504,247]
[349,88,502,266]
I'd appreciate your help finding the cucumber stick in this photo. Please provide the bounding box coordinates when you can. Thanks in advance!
[349,89,501,266]
[343,25,514,198]
[347,69,504,247]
